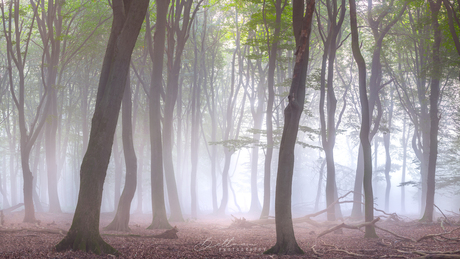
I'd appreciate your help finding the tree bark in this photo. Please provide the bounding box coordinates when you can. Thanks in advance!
[104,77,138,232]
[146,2,172,229]
[55,0,149,254]
[264,0,314,254]
[349,0,377,238]
[421,0,442,222]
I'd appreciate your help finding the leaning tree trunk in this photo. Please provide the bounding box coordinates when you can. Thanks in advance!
[55,0,149,254]
[104,77,137,232]
[264,0,314,254]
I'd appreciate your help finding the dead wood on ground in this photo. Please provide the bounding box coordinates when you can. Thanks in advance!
[230,215,256,229]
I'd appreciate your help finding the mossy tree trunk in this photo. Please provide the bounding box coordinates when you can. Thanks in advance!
[264,0,314,254]
[55,0,149,254]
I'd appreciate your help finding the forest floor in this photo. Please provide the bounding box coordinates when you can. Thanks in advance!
[1,210,460,258]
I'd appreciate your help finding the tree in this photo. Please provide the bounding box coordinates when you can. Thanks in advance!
[55,0,149,254]
[420,0,442,222]
[349,0,377,238]
[2,0,48,223]
[260,0,288,220]
[264,0,315,254]
[162,0,202,222]
[351,0,407,218]
[317,0,346,221]
[146,0,172,229]
[104,76,138,232]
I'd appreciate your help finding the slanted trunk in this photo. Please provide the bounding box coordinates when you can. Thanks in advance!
[55,0,149,254]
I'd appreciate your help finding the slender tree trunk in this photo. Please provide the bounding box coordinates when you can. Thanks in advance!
[421,0,442,222]
[401,114,409,213]
[383,91,393,212]
[264,0,314,254]
[349,0,377,238]
[105,77,137,232]
[146,2,172,229]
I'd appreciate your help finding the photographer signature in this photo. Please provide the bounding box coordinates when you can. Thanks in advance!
[193,237,256,251]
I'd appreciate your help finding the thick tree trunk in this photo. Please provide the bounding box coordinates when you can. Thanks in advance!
[264,0,314,254]
[104,78,137,232]
[55,0,149,254]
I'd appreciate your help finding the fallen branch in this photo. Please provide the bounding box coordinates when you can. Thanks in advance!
[374,225,416,242]
[2,203,24,214]
[103,226,179,239]
[0,228,67,235]
[317,217,380,238]
[230,215,256,229]
[417,227,460,242]
[434,204,453,226]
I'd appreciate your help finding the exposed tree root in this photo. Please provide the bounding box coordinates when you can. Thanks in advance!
[104,214,131,232]
[264,242,304,255]
[55,230,118,255]
[147,215,172,230]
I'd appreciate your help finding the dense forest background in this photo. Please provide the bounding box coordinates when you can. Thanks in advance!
[0,0,459,234]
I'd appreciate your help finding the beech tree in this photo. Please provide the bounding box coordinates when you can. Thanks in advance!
[146,0,172,229]
[55,0,149,254]
[1,0,47,223]
[264,0,315,254]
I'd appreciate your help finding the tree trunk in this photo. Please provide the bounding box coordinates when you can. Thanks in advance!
[55,0,149,254]
[421,0,442,222]
[104,77,137,232]
[260,0,286,220]
[318,0,345,222]
[112,136,123,210]
[349,0,377,238]
[401,114,409,213]
[264,0,314,254]
[146,2,172,229]
[383,91,393,212]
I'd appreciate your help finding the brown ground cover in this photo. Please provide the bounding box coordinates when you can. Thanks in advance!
[0,211,459,258]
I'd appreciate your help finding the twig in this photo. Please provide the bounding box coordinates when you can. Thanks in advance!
[311,244,322,256]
